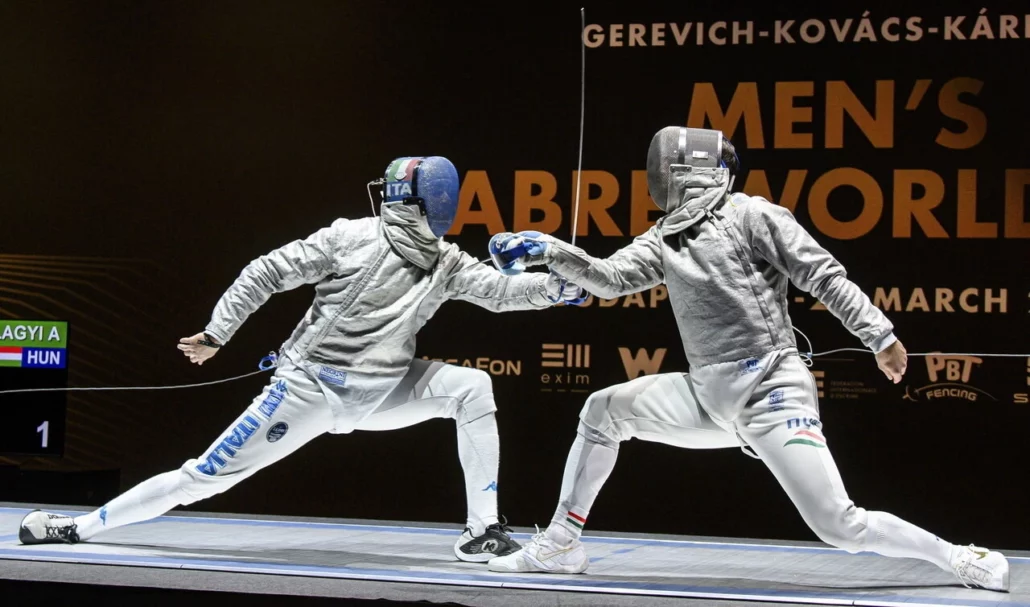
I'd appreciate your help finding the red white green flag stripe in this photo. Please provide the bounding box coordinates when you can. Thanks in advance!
[0,346,23,367]
[784,429,826,448]
[386,157,421,182]
[566,511,586,529]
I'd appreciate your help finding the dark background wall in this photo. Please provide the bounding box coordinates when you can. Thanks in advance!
[1,0,1028,550]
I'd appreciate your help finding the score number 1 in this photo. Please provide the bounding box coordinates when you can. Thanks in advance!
[37,421,49,448]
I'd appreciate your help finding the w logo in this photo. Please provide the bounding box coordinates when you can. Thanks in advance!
[619,347,666,379]
[482,481,498,492]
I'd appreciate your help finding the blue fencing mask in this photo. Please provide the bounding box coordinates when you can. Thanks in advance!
[381,156,460,237]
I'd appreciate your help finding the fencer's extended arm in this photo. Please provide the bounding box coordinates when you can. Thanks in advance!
[443,249,556,311]
[204,220,346,345]
[541,227,665,300]
[744,201,896,352]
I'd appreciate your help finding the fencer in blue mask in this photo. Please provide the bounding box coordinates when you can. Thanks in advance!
[19,155,584,563]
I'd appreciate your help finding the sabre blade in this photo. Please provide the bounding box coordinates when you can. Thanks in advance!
[571,7,585,247]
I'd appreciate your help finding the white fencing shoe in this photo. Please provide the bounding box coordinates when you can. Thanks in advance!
[950,544,1009,592]
[19,510,80,545]
[487,531,588,574]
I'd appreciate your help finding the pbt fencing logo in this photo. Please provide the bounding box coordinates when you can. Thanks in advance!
[540,344,591,393]
[903,354,996,403]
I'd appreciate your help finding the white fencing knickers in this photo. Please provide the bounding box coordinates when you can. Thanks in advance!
[73,354,501,540]
[549,348,954,572]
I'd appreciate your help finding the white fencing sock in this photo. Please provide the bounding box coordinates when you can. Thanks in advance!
[546,422,619,544]
[457,408,500,536]
[865,511,956,572]
[74,470,189,541]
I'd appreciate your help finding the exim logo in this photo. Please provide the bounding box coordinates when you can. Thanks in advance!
[540,343,591,393]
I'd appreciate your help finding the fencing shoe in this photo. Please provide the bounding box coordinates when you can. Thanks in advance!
[951,544,1009,592]
[454,519,521,563]
[488,530,588,574]
[19,510,80,545]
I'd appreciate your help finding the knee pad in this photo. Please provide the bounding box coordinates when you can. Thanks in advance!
[578,387,630,443]
[455,369,497,426]
[462,368,493,399]
[577,420,619,449]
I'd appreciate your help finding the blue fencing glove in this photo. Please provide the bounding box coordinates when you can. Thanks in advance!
[488,231,551,276]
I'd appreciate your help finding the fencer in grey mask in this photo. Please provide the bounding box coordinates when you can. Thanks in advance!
[645,125,739,216]
[490,127,740,274]
[486,126,1007,593]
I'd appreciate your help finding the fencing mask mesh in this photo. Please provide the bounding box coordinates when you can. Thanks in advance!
[646,127,727,212]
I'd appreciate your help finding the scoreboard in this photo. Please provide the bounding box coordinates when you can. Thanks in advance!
[0,320,68,456]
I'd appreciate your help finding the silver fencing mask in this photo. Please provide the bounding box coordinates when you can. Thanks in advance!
[646,126,727,212]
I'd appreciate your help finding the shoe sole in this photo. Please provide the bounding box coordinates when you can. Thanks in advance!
[454,543,519,563]
[486,553,589,575]
[487,562,588,574]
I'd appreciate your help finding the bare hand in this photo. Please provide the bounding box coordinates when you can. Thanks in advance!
[875,340,907,384]
[177,332,220,366]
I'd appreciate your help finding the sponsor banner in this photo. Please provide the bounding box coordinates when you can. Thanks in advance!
[420,356,524,377]
[583,13,1030,49]
[540,343,593,393]
[799,287,1015,314]
[901,354,1028,404]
